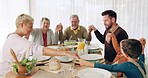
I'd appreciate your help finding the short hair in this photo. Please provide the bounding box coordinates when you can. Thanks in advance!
[15,14,34,28]
[121,39,142,59]
[40,17,50,25]
[101,10,117,22]
[70,14,79,21]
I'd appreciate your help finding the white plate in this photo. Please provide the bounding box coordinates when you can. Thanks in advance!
[54,56,73,62]
[66,45,77,48]
[80,54,103,61]
[48,45,58,49]
[77,68,111,78]
[88,45,100,50]
[37,56,51,61]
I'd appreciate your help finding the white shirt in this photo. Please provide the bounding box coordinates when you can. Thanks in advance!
[0,34,44,75]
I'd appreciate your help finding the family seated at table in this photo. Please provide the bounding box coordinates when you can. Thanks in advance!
[0,10,147,78]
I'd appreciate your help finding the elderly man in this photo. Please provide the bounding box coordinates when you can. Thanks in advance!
[56,14,91,43]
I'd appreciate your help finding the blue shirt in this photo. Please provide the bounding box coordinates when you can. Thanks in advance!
[94,54,146,78]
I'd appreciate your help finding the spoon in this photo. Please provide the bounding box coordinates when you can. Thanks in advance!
[69,35,73,41]
[10,49,27,74]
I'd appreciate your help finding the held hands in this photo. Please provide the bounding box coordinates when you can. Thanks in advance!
[88,25,97,33]
[139,38,146,54]
[55,23,63,32]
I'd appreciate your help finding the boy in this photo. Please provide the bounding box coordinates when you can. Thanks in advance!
[78,39,146,78]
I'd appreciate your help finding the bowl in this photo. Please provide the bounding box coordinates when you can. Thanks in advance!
[64,40,77,45]
[10,57,37,75]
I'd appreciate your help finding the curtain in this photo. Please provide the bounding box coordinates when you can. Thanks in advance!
[0,0,30,61]
[28,0,148,77]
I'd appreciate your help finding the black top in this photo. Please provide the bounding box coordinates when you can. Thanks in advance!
[94,27,128,62]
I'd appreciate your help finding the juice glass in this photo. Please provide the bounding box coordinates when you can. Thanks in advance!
[77,42,85,50]
[77,38,85,55]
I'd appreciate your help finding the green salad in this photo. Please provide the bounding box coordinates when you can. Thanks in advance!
[64,40,76,45]
[11,57,37,74]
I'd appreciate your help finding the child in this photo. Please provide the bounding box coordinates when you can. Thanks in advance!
[78,39,146,78]
[107,33,146,77]
[106,33,146,64]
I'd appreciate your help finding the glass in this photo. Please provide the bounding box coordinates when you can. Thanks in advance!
[62,63,74,78]
[67,63,75,78]
[60,69,66,77]
[77,38,85,56]
[77,38,85,50]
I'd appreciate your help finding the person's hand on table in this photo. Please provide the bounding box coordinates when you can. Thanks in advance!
[65,51,79,59]
[76,59,94,67]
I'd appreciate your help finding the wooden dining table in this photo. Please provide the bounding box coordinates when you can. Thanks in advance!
[4,61,116,78]
[3,44,115,78]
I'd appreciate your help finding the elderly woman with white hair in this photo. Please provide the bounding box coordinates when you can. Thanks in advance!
[29,17,59,46]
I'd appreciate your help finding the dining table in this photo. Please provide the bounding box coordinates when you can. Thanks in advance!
[3,44,116,78]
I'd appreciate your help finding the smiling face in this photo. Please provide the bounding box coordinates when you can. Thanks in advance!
[15,14,34,37]
[18,21,33,36]
[70,15,79,30]
[41,19,50,31]
[23,21,33,36]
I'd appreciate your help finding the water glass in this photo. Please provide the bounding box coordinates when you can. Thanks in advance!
[67,64,75,78]
[60,69,66,77]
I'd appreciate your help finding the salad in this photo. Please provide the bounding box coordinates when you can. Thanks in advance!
[11,57,37,75]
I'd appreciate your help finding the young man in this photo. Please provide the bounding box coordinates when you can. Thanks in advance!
[88,10,128,63]
[78,39,146,78]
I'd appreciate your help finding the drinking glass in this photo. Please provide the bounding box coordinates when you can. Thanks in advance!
[77,38,85,50]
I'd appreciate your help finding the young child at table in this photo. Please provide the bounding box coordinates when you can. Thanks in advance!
[107,33,146,77]
[77,39,146,78]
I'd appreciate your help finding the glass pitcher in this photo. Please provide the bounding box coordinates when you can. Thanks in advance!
[77,38,85,55]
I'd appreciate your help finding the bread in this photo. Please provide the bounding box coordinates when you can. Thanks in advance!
[48,57,61,71]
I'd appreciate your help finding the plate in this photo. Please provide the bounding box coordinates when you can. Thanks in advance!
[88,45,100,50]
[48,45,58,49]
[54,56,73,62]
[80,54,103,61]
[66,45,77,48]
[37,56,51,61]
[77,68,111,78]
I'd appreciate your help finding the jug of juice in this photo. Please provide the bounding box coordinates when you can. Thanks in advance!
[77,38,85,55]
[77,38,85,49]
